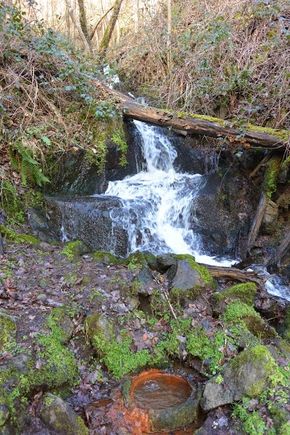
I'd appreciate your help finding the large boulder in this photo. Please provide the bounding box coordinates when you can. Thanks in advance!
[189,172,258,258]
[201,345,279,411]
[40,393,88,434]
[166,256,215,303]
[30,196,129,256]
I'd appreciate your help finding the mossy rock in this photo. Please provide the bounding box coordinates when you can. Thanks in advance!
[32,311,78,389]
[0,310,17,354]
[202,345,279,410]
[126,251,158,271]
[85,313,115,344]
[222,301,277,340]
[93,250,122,265]
[40,393,88,435]
[168,255,215,304]
[212,282,257,314]
[174,255,215,287]
[85,314,150,379]
[61,240,89,260]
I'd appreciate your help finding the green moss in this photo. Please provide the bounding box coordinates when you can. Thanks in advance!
[175,254,215,287]
[223,301,260,322]
[232,345,278,397]
[222,301,277,339]
[111,128,128,167]
[280,422,290,435]
[93,250,122,265]
[233,402,267,435]
[264,158,281,199]
[126,252,157,271]
[61,240,87,260]
[213,282,257,305]
[187,329,226,375]
[0,311,17,353]
[93,333,150,379]
[0,180,24,224]
[0,226,39,245]
[35,311,78,389]
[247,124,290,143]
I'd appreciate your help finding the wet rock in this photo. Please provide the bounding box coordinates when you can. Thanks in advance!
[167,257,214,301]
[170,260,204,290]
[40,393,88,434]
[0,309,17,353]
[47,120,140,196]
[132,266,155,295]
[190,172,257,258]
[201,345,279,410]
[34,196,129,257]
[156,254,177,272]
[196,409,237,435]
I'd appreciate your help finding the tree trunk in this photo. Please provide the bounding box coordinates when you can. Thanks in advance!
[98,0,124,59]
[167,0,172,73]
[77,0,90,45]
[64,0,91,53]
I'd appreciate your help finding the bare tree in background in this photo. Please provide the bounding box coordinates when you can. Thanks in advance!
[99,0,124,59]
[77,0,90,42]
[167,0,172,73]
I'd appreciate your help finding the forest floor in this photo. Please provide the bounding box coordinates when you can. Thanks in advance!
[0,237,289,434]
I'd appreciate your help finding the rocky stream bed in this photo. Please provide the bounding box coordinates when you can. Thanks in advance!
[0,238,289,434]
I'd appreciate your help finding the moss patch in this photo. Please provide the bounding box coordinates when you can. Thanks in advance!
[0,226,39,245]
[213,282,257,306]
[0,310,17,354]
[93,250,123,265]
[61,240,88,260]
[246,124,290,143]
[222,301,277,339]
[264,157,281,199]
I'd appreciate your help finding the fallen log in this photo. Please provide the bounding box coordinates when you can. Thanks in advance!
[95,81,289,150]
[200,264,263,285]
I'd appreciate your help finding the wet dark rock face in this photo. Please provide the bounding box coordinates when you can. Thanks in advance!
[47,120,143,196]
[191,171,258,258]
[30,196,129,256]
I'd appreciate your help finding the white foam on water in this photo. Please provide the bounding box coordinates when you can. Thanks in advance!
[104,120,235,267]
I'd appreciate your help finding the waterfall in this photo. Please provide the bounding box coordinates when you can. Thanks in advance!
[104,120,233,266]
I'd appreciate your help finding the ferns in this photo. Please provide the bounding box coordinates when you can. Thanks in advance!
[10,142,50,187]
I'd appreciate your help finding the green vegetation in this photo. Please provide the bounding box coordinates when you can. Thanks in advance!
[111,128,128,167]
[61,240,87,260]
[0,226,39,245]
[233,401,267,435]
[264,158,281,199]
[213,282,257,306]
[93,333,150,379]
[222,301,277,340]
[0,311,16,353]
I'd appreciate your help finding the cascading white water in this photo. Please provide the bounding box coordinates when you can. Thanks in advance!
[104,120,233,266]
